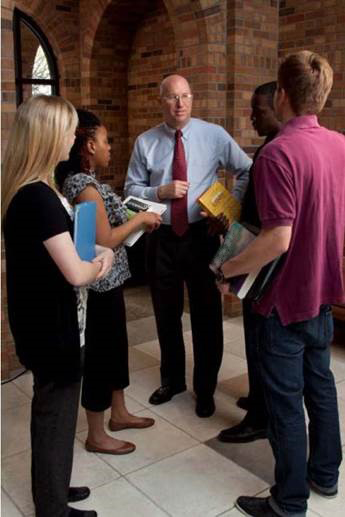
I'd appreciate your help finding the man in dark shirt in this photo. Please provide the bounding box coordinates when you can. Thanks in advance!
[217,51,345,517]
[218,81,282,444]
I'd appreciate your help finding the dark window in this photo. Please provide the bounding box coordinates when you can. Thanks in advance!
[13,8,59,105]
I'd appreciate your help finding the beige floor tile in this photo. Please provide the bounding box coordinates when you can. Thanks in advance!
[208,435,274,486]
[135,330,194,360]
[331,354,345,383]
[185,352,247,384]
[336,379,345,400]
[2,450,34,515]
[1,489,23,517]
[224,337,246,360]
[127,315,159,347]
[307,458,345,517]
[127,313,192,348]
[1,382,31,411]
[218,509,243,516]
[218,352,248,382]
[128,347,159,371]
[13,371,33,399]
[70,439,120,487]
[223,319,245,344]
[134,339,162,359]
[124,287,155,322]
[128,444,267,517]
[335,396,345,446]
[218,374,249,402]
[1,403,31,458]
[149,390,244,442]
[71,477,168,516]
[2,440,120,516]
[125,365,162,406]
[78,408,198,475]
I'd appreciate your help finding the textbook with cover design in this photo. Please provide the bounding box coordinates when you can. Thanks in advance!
[198,181,241,224]
[210,221,282,300]
[73,201,96,261]
[123,195,167,247]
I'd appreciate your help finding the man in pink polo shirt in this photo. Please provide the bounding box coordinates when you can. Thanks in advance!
[218,51,345,516]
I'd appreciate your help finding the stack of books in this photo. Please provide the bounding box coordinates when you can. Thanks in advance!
[198,182,281,300]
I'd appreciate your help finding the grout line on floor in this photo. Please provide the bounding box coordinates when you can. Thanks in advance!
[1,486,26,516]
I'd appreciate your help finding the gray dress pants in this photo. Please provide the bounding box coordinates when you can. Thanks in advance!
[31,376,81,517]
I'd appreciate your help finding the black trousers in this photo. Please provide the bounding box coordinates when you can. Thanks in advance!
[242,299,268,426]
[31,376,81,517]
[147,220,223,399]
[82,286,130,412]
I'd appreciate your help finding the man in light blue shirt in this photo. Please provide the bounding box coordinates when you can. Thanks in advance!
[125,74,252,417]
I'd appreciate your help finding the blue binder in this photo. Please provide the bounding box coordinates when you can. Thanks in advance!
[73,201,96,261]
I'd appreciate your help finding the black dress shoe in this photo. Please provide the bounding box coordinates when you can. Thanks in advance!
[68,486,91,503]
[236,496,279,516]
[218,416,267,443]
[68,508,97,517]
[236,396,250,411]
[149,384,186,405]
[195,397,215,418]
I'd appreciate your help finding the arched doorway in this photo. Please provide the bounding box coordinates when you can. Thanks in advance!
[88,0,176,193]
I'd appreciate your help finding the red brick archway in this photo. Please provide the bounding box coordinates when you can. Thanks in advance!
[80,0,222,113]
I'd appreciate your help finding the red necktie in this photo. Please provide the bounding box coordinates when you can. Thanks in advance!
[171,129,188,236]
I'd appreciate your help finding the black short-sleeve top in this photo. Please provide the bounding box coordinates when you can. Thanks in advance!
[63,172,130,292]
[3,182,81,383]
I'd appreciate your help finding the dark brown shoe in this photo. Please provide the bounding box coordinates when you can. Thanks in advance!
[85,440,136,455]
[108,417,155,432]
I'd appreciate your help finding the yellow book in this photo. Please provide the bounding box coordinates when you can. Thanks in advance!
[198,181,241,223]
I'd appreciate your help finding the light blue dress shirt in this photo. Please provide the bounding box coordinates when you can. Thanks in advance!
[125,117,252,225]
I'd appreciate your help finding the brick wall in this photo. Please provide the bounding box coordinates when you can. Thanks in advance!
[224,0,279,316]
[279,0,345,134]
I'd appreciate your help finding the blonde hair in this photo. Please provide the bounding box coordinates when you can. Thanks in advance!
[278,50,333,115]
[2,95,78,219]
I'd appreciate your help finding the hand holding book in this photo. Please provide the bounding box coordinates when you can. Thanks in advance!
[198,181,241,224]
[123,196,167,246]
[210,221,282,300]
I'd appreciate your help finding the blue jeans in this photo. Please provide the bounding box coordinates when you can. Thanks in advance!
[257,305,342,516]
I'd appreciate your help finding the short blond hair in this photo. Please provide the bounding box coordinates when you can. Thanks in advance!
[278,50,333,115]
[2,95,77,219]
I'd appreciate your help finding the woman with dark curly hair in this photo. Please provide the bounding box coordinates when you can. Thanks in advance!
[56,109,161,455]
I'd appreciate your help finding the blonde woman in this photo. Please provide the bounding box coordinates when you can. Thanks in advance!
[2,95,113,517]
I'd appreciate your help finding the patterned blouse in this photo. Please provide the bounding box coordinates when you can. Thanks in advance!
[63,172,131,292]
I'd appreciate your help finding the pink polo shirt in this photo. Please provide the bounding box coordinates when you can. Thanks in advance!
[253,115,345,325]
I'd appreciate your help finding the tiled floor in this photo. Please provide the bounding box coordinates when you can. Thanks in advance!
[2,286,345,516]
